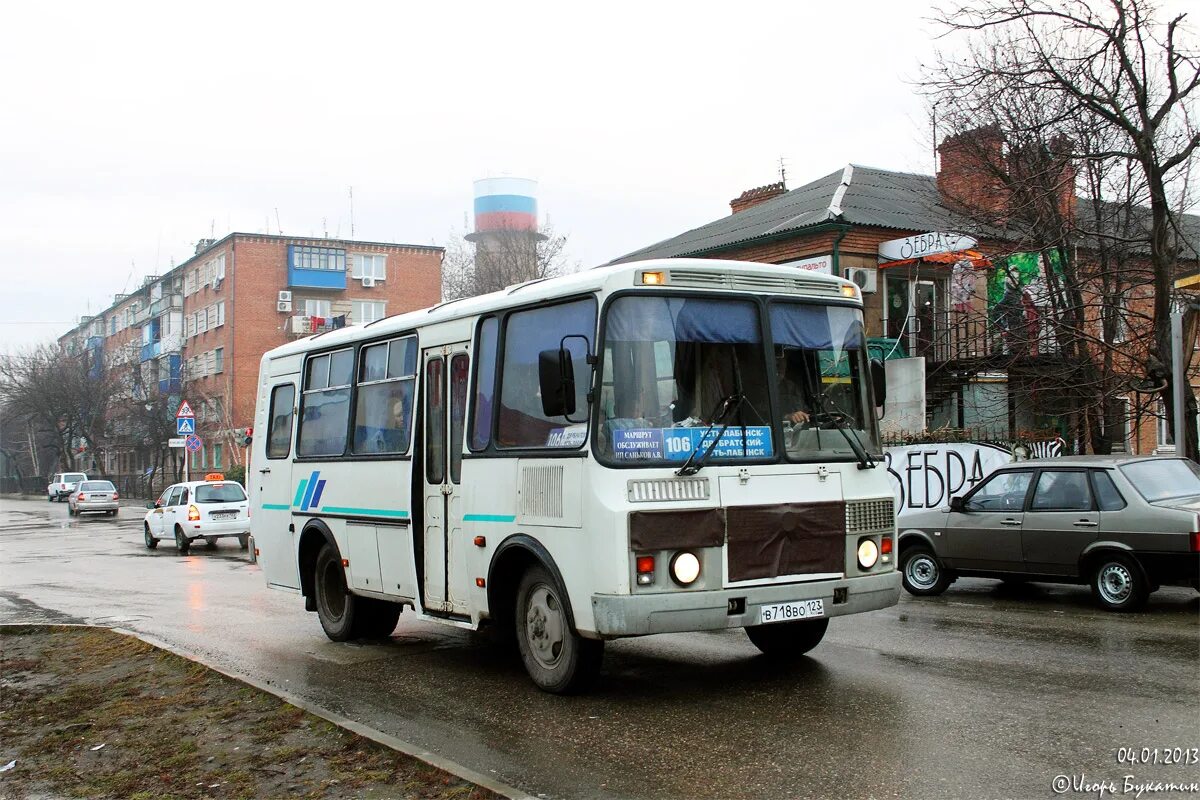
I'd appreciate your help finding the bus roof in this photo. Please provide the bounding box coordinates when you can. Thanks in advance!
[264,258,858,361]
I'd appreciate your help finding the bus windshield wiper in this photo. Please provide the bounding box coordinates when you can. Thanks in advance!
[813,390,876,470]
[676,393,744,477]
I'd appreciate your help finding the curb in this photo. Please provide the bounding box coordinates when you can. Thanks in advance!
[0,623,535,800]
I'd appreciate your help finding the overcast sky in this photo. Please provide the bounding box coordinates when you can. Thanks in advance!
[2,1,961,351]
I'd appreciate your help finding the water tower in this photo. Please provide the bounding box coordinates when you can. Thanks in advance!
[466,177,547,292]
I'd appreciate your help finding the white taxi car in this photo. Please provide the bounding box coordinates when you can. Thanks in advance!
[143,474,250,553]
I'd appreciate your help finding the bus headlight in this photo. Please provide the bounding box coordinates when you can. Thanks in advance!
[670,551,701,586]
[857,538,879,570]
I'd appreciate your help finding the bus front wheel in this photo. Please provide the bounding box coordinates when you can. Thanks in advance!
[515,565,602,694]
[314,544,361,641]
[744,618,829,659]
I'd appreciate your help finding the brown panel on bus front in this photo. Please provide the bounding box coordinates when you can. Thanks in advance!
[629,508,726,551]
[726,502,845,582]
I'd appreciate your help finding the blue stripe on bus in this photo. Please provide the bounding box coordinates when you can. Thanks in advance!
[464,514,517,523]
[292,479,309,508]
[262,503,290,511]
[319,506,409,518]
[310,479,327,509]
[300,473,319,511]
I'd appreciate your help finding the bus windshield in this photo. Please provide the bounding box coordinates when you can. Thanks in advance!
[596,294,879,466]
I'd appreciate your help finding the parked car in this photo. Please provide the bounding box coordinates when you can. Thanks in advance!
[47,472,88,502]
[143,473,250,553]
[68,480,119,517]
[898,456,1200,611]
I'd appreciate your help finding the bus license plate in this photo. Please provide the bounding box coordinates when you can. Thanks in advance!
[759,599,825,624]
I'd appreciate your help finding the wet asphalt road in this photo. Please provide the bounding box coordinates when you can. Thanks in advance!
[1,495,1198,800]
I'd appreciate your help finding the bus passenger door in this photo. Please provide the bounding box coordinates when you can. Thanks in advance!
[421,344,470,615]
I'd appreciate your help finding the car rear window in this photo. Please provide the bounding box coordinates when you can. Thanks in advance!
[65,474,86,482]
[1120,459,1200,502]
[195,483,246,503]
[80,481,115,491]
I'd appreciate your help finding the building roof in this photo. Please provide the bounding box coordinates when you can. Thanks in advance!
[610,163,1200,265]
[611,165,961,263]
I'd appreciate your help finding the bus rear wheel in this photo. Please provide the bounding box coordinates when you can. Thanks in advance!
[515,565,602,694]
[745,618,829,659]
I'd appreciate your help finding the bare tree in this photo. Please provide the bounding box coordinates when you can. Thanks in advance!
[441,221,577,301]
[924,0,1200,458]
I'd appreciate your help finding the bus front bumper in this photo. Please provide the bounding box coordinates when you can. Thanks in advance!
[590,570,900,638]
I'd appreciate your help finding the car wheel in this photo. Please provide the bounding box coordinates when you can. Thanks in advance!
[744,618,829,658]
[314,543,361,641]
[144,525,158,550]
[174,525,190,553]
[68,504,76,516]
[205,537,218,548]
[1090,553,1148,612]
[47,494,53,503]
[515,564,603,694]
[901,546,952,596]
[238,534,249,551]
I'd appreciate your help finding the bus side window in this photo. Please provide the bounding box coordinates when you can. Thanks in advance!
[353,336,416,455]
[468,317,498,451]
[497,298,596,449]
[298,348,354,457]
[267,384,296,459]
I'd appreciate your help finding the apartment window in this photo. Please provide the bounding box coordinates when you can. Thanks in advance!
[352,300,386,324]
[217,301,225,326]
[185,315,195,338]
[352,254,387,280]
[305,299,332,318]
[214,347,224,374]
[213,254,226,280]
[184,271,197,296]
[196,310,208,334]
[212,443,223,469]
[291,246,346,272]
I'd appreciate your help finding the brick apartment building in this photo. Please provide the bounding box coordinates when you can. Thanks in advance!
[613,138,1200,456]
[60,233,442,488]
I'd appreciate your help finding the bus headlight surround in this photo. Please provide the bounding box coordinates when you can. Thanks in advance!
[670,551,701,586]
[857,538,880,570]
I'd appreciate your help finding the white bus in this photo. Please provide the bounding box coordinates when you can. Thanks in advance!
[250,259,900,692]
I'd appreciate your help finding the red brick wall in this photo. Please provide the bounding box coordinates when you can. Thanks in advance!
[227,235,443,430]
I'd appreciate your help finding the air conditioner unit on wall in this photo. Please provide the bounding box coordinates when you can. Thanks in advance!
[278,290,293,302]
[361,276,376,288]
[276,300,292,313]
[847,267,878,293]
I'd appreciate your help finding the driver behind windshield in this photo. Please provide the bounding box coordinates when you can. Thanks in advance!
[775,347,813,426]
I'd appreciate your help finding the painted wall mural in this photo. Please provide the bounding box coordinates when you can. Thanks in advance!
[986,250,1064,356]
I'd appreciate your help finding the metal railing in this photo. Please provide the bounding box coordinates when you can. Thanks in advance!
[899,312,1061,363]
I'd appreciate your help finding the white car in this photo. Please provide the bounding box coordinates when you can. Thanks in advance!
[48,472,88,502]
[143,474,250,553]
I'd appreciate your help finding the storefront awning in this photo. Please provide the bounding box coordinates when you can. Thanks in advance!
[878,249,992,269]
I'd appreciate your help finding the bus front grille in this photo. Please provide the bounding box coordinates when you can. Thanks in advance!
[845,498,894,532]
[726,501,846,582]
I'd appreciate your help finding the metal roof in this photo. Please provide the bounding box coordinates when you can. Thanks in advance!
[610,165,963,264]
[609,164,1200,264]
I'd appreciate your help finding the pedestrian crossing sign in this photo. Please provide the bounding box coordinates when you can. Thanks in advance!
[176,417,196,435]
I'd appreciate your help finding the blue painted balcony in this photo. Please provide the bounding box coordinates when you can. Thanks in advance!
[287,245,347,290]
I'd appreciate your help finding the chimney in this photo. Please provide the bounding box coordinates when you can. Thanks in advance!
[195,238,216,254]
[730,181,787,214]
[936,126,1008,217]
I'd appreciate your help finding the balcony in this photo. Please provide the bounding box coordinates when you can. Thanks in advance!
[150,294,182,318]
[140,341,160,363]
[287,245,347,290]
[898,312,1062,365]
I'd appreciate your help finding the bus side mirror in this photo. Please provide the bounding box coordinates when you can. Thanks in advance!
[949,496,965,512]
[538,348,576,417]
[870,357,887,408]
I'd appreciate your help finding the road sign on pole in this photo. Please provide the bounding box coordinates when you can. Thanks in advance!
[176,417,196,435]
[176,400,195,419]
[185,434,203,453]
[168,437,187,448]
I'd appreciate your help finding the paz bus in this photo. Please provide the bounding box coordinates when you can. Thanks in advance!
[249,258,900,692]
